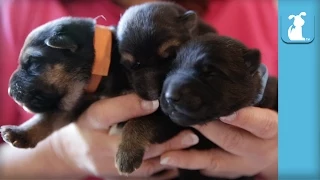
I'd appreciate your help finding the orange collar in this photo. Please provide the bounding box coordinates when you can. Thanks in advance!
[85,25,112,93]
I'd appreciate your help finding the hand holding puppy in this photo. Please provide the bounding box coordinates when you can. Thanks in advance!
[48,93,198,179]
[1,93,199,179]
[160,107,278,180]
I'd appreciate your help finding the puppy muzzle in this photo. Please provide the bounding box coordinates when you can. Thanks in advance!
[160,72,212,126]
[9,73,62,113]
[131,69,166,100]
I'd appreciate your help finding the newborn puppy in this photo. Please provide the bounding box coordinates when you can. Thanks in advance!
[0,16,181,177]
[1,17,131,148]
[114,2,217,174]
[160,34,278,180]
[161,34,278,126]
[116,2,216,174]
[117,1,216,100]
[0,15,182,177]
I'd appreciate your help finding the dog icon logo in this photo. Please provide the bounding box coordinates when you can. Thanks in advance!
[288,12,307,41]
[281,11,314,44]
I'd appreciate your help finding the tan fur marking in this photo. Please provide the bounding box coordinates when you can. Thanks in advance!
[42,64,85,111]
[121,52,135,62]
[158,39,180,58]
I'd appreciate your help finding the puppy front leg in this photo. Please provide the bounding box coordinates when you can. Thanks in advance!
[115,110,182,175]
[0,112,72,149]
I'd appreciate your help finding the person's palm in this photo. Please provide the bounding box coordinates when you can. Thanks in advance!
[49,94,199,179]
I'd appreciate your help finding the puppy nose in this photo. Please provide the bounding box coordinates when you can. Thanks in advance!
[165,90,181,103]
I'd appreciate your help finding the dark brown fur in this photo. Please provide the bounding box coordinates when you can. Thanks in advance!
[0,2,215,178]
[114,2,217,175]
[116,1,216,100]
[159,34,278,180]
[1,3,277,180]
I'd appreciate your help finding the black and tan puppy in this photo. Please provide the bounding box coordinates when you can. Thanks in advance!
[117,1,216,100]
[114,1,217,174]
[159,34,278,180]
[0,15,181,178]
[1,17,131,148]
[0,2,213,176]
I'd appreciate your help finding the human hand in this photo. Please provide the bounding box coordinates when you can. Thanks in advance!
[160,107,278,179]
[48,93,199,179]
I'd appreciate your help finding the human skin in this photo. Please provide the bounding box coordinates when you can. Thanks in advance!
[160,107,278,180]
[0,94,199,179]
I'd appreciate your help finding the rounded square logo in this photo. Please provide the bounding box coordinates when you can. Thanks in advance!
[281,12,315,44]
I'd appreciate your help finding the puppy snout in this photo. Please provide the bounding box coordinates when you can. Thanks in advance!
[132,69,164,100]
[164,77,202,111]
[165,88,181,103]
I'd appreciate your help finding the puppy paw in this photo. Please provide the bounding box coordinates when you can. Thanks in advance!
[115,143,145,175]
[0,126,36,148]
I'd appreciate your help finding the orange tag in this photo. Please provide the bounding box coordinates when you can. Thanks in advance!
[85,25,112,93]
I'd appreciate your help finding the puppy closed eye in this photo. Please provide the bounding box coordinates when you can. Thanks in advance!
[23,57,43,75]
[202,65,218,76]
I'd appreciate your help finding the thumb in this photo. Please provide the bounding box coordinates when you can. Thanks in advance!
[77,93,159,129]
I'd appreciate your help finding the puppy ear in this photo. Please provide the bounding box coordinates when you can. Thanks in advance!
[179,10,198,30]
[45,35,78,52]
[243,49,261,74]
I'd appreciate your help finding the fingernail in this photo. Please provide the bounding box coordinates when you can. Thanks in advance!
[181,133,199,146]
[160,157,174,165]
[220,112,236,121]
[141,100,159,111]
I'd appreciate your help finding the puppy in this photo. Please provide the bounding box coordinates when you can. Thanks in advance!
[160,34,278,180]
[1,15,180,177]
[1,17,131,148]
[117,1,216,100]
[0,14,195,177]
[114,2,217,174]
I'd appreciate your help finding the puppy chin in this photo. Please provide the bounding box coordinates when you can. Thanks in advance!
[13,99,36,114]
[167,110,197,127]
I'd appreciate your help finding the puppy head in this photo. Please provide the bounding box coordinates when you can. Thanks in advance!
[117,2,199,100]
[8,17,96,113]
[160,34,263,126]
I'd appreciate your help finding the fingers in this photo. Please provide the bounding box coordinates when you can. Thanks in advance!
[219,107,278,139]
[160,149,256,179]
[143,130,199,160]
[160,149,215,170]
[198,149,259,178]
[193,121,266,157]
[77,93,159,129]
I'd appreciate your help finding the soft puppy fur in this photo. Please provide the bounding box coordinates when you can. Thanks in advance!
[160,34,278,126]
[1,3,279,180]
[1,17,131,148]
[114,1,218,174]
[117,1,216,100]
[114,1,220,175]
[0,2,216,177]
[159,34,278,180]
